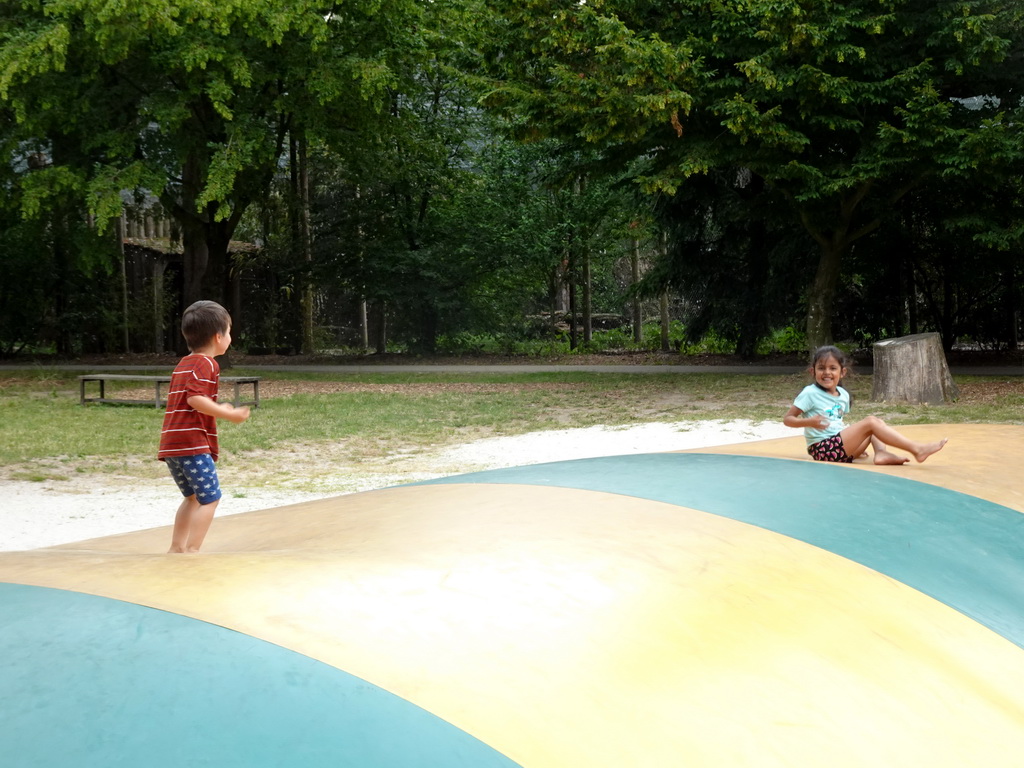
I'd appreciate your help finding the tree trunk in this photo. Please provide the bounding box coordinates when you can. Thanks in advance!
[567,245,578,350]
[52,226,72,356]
[1005,263,1019,351]
[890,250,905,339]
[737,220,769,359]
[941,253,954,352]
[419,304,439,353]
[152,258,166,353]
[805,240,845,350]
[48,133,75,356]
[227,257,242,339]
[548,272,559,336]
[795,181,894,351]
[371,302,387,354]
[181,234,209,309]
[297,134,314,354]
[871,332,959,404]
[177,151,210,311]
[908,266,919,334]
[582,245,592,345]
[117,215,130,353]
[631,239,642,344]
[290,134,313,354]
[163,145,243,352]
[660,290,670,352]
[359,299,369,351]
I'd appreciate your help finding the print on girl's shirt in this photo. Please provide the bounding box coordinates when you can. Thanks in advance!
[824,402,845,421]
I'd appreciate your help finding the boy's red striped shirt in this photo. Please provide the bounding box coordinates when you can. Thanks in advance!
[158,354,220,462]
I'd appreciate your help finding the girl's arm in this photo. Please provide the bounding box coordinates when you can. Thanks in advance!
[188,394,251,424]
[783,405,828,430]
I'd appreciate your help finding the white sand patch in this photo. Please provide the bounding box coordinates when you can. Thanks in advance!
[1,419,793,551]
[435,418,791,470]
[2,485,327,553]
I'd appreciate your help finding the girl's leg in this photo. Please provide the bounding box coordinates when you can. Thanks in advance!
[869,436,909,466]
[840,416,947,463]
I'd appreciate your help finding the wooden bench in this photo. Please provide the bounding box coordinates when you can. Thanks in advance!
[78,374,261,408]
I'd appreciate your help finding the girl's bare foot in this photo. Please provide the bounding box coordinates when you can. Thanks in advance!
[873,450,909,466]
[913,438,948,463]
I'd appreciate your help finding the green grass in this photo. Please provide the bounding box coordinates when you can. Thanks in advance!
[1,369,1021,485]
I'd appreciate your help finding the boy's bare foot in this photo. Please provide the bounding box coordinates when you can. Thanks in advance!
[913,438,948,463]
[168,546,186,554]
[873,450,909,466]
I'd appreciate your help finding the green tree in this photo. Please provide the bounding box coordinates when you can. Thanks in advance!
[644,171,811,357]
[1,0,421,325]
[693,0,1023,348]
[473,0,1024,349]
[306,52,485,353]
[842,168,1024,351]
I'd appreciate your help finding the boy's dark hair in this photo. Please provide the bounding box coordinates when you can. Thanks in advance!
[181,300,230,352]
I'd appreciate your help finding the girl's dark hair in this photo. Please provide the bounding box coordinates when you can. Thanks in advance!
[809,345,849,369]
[181,300,230,351]
[808,346,853,394]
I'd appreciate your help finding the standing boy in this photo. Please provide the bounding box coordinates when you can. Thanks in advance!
[158,300,250,553]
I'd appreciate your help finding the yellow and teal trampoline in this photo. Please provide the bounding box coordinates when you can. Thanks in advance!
[2,424,1024,766]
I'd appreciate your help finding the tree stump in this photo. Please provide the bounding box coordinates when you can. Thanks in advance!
[871,333,959,404]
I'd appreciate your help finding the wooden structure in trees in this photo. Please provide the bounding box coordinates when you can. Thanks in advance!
[871,333,959,404]
[120,208,258,353]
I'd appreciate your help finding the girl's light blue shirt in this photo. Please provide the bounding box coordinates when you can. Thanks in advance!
[793,383,850,447]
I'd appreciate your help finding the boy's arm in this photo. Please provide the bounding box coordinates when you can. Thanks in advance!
[187,395,250,424]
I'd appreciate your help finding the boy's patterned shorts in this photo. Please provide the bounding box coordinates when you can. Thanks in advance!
[165,454,223,504]
[807,434,854,464]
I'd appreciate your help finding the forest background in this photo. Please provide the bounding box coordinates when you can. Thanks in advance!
[2,0,1023,362]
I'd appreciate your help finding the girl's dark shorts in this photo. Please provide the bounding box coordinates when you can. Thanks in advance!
[807,434,854,464]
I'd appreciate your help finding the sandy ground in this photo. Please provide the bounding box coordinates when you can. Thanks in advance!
[3,419,793,551]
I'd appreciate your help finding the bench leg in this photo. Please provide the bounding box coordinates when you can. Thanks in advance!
[253,380,260,408]
[78,380,103,405]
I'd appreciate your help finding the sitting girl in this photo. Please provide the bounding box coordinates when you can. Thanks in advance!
[783,345,947,465]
